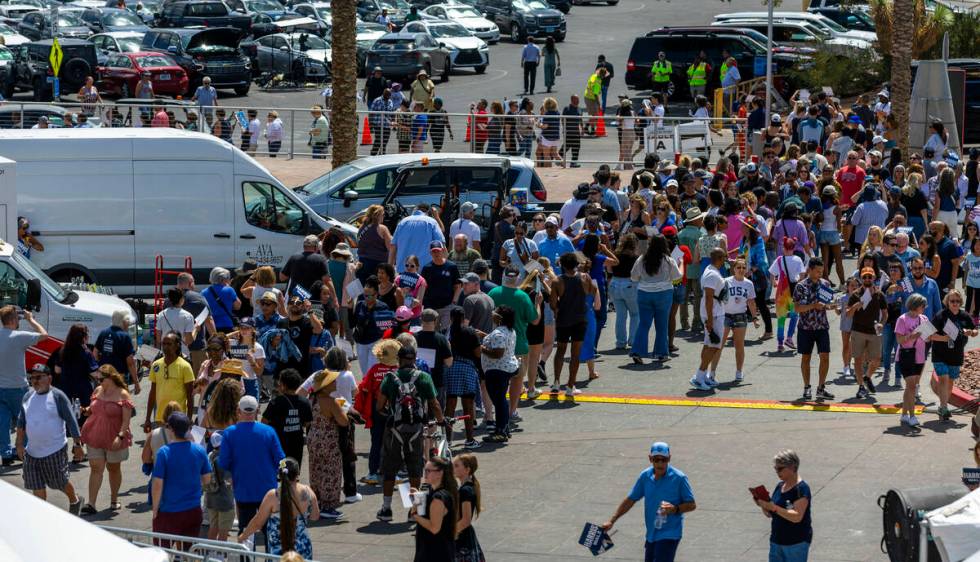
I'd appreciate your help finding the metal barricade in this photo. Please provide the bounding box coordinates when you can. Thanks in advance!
[98,525,319,562]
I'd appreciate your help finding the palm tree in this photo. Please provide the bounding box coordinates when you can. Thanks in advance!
[330,0,358,167]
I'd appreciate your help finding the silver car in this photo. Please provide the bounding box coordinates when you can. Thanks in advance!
[250,32,330,79]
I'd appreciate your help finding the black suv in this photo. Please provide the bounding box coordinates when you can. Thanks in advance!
[624,27,804,99]
[478,0,565,43]
[8,39,98,101]
[141,28,252,95]
[156,0,252,31]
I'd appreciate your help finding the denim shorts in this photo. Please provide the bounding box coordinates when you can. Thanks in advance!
[725,312,749,328]
[816,230,841,245]
[672,283,686,305]
[543,304,555,326]
[933,362,961,380]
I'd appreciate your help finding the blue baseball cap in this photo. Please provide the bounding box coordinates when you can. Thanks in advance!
[649,442,670,457]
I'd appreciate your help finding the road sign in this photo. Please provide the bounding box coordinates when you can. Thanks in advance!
[49,38,63,78]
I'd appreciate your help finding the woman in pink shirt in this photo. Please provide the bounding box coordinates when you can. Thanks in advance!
[724,198,745,254]
[894,293,930,427]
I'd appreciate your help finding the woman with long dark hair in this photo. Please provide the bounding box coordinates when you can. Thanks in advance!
[52,323,99,425]
[376,262,404,311]
[481,305,519,443]
[453,453,484,562]
[608,233,641,349]
[357,205,393,284]
[924,121,948,156]
[238,457,319,558]
[917,234,941,280]
[542,36,560,93]
[739,216,772,339]
[411,456,458,562]
[817,186,846,286]
[630,234,682,364]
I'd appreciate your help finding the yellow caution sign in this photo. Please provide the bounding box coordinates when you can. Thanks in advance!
[49,38,63,78]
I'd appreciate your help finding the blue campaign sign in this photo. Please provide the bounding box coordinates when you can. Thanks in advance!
[578,522,615,556]
[753,56,775,78]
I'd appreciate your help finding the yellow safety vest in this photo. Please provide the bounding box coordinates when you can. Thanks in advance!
[651,60,672,83]
[687,62,706,87]
[584,73,602,100]
[720,62,729,80]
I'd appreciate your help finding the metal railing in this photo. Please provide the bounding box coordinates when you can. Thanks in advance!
[0,100,748,166]
[99,525,320,562]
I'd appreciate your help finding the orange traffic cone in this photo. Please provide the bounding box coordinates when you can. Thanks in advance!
[464,116,472,143]
[360,116,372,145]
[595,110,606,137]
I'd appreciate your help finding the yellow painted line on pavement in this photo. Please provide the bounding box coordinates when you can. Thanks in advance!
[521,392,923,415]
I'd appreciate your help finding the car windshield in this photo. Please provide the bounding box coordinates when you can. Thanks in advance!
[0,48,12,61]
[445,6,480,18]
[182,35,237,53]
[287,34,328,49]
[246,0,282,11]
[515,0,548,9]
[135,54,173,67]
[356,21,385,33]
[117,36,143,52]
[372,38,412,50]
[429,23,469,37]
[315,6,330,18]
[103,11,142,25]
[56,13,86,26]
[0,23,16,34]
[813,15,847,32]
[802,22,831,38]
[302,162,367,196]
[11,250,69,304]
[379,0,409,10]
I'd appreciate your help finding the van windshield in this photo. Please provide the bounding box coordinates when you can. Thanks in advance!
[299,162,367,196]
[12,250,69,303]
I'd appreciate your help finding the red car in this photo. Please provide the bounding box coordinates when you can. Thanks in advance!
[97,51,189,97]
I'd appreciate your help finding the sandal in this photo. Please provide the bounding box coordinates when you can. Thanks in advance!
[80,504,98,515]
[110,501,122,511]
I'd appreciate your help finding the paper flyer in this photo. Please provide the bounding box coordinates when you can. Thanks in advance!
[578,522,615,556]
[417,348,437,373]
[136,344,161,362]
[345,278,364,301]
[860,289,872,309]
[914,321,937,339]
[817,284,834,304]
[194,307,209,327]
[943,319,959,340]
[398,481,413,508]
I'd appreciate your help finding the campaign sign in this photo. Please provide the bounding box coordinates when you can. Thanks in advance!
[963,467,980,487]
[578,522,614,556]
[817,284,834,305]
[292,284,312,300]
[228,345,249,360]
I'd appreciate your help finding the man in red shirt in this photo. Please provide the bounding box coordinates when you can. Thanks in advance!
[151,104,170,128]
[835,151,866,255]
[473,99,489,153]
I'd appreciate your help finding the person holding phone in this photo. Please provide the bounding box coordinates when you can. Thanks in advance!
[756,449,812,562]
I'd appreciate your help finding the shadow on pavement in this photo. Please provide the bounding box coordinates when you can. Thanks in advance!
[919,420,966,433]
[357,521,414,535]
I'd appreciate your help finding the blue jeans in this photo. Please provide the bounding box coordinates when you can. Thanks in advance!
[644,539,680,562]
[0,386,27,459]
[769,541,810,562]
[634,289,673,357]
[600,85,609,113]
[593,282,608,352]
[484,369,513,434]
[609,278,639,347]
[881,323,901,379]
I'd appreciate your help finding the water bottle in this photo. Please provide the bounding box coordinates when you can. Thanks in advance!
[654,507,667,529]
[72,398,81,419]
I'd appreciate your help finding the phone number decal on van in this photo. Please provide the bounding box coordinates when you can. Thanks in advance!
[62,314,95,323]
[249,244,284,266]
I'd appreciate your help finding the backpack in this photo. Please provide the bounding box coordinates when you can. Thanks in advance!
[391,369,426,430]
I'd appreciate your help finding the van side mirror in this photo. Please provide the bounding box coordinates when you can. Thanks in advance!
[342,190,359,207]
[25,278,41,312]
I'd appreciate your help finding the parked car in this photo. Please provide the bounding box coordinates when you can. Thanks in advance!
[245,31,329,80]
[292,1,332,27]
[0,103,69,127]
[0,45,13,94]
[226,0,298,21]
[713,11,876,42]
[0,21,30,45]
[298,153,547,222]
[358,0,409,28]
[477,0,565,43]
[7,0,61,9]
[155,0,251,32]
[542,0,569,14]
[624,27,804,98]
[140,27,251,94]
[18,10,93,40]
[103,0,159,24]
[808,7,875,32]
[364,31,450,81]
[402,20,486,73]
[79,7,147,33]
[90,30,145,64]
[0,5,41,23]
[709,19,873,54]
[354,20,386,73]
[420,3,498,42]
[8,39,98,100]
[97,51,187,96]
[569,0,616,5]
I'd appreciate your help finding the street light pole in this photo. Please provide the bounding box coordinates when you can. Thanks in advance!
[764,0,773,125]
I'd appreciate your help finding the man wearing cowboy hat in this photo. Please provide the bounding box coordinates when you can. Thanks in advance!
[409,69,436,111]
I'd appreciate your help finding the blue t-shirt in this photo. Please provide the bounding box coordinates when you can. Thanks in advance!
[627,465,696,542]
[770,480,812,545]
[412,113,428,141]
[152,441,211,513]
[94,325,134,378]
[218,421,285,502]
[204,284,239,330]
[966,253,980,289]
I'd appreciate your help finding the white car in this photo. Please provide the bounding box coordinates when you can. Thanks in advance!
[402,20,488,73]
[0,5,40,22]
[421,3,499,43]
[714,11,877,43]
[0,21,29,45]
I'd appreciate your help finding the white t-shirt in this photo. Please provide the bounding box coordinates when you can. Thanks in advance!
[248,118,261,147]
[768,255,806,286]
[156,307,195,356]
[700,265,728,320]
[227,339,266,379]
[560,198,587,228]
[481,327,518,373]
[723,276,756,314]
[300,369,356,404]
[449,218,481,244]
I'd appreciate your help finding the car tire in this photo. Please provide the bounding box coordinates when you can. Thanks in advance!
[510,24,522,43]
[234,84,251,96]
[475,64,487,74]
[63,58,92,89]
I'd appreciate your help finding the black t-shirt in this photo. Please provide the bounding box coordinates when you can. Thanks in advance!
[421,261,461,309]
[936,237,960,290]
[279,315,315,374]
[414,330,452,388]
[181,289,210,351]
[415,488,455,562]
[770,480,813,545]
[930,309,975,366]
[847,289,886,334]
[610,253,638,278]
[261,393,313,460]
[679,191,708,214]
[456,482,479,551]
[562,105,583,136]
[282,251,328,295]
[901,190,928,219]
[450,325,481,364]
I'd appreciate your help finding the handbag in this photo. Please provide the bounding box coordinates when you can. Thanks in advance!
[555,65,562,77]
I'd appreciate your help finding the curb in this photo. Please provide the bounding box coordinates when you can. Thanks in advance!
[928,346,980,414]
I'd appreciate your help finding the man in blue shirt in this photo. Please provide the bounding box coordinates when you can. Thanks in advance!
[538,217,575,268]
[152,412,211,540]
[218,395,285,542]
[520,37,540,95]
[94,310,138,393]
[930,221,963,292]
[909,257,942,318]
[390,203,445,273]
[602,442,696,562]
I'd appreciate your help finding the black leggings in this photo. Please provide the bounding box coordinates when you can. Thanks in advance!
[756,284,773,334]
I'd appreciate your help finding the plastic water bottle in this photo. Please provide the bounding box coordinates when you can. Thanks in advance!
[654,507,667,529]
[72,398,81,419]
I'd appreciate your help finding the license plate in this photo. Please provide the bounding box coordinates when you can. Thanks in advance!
[158,73,171,81]
[543,26,555,32]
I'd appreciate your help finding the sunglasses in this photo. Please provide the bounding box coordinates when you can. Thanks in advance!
[949,299,963,304]
[533,218,545,223]
[261,302,276,307]
[404,263,417,268]
[28,374,47,381]
[651,457,669,464]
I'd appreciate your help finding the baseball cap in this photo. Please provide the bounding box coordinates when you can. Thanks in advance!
[649,441,670,457]
[259,292,278,304]
[872,135,885,145]
[429,240,446,250]
[745,163,758,173]
[770,114,781,123]
[860,267,876,278]
[665,178,679,189]
[888,186,901,197]
[29,363,51,374]
[463,272,481,284]
[238,395,259,413]
[660,225,677,236]
[544,216,559,227]
[574,182,591,200]
[166,412,191,439]
[681,173,695,183]
[848,114,862,123]
[460,201,477,214]
[395,305,413,321]
[503,265,521,279]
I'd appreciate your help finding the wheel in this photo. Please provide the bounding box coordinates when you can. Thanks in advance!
[292,61,306,81]
[32,77,49,102]
[440,60,450,82]
[234,84,251,96]
[120,82,130,98]
[475,64,487,74]
[510,24,522,43]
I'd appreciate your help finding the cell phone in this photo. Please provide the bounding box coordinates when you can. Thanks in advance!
[708,330,720,345]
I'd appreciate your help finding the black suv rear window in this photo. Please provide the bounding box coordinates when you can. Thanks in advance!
[373,39,413,51]
[186,2,228,15]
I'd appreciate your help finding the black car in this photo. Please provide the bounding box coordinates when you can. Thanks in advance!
[624,27,805,98]
[807,7,875,32]
[569,0,616,5]
[7,39,98,101]
[155,0,252,32]
[364,31,451,81]
[478,0,565,42]
[79,8,149,33]
[141,27,251,94]
[543,0,570,14]
[18,10,93,41]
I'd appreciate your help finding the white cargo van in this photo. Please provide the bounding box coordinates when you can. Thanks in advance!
[0,128,355,295]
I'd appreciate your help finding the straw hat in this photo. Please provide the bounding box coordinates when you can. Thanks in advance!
[373,339,401,367]
[219,359,246,377]
[313,370,340,393]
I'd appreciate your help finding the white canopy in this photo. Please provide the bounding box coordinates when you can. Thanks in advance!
[0,480,168,562]
[925,486,980,562]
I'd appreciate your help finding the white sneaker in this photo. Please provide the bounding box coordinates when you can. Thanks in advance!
[900,414,910,426]
[705,374,719,387]
[689,377,711,391]
[908,415,920,427]
[550,384,560,393]
[344,493,363,504]
[735,371,744,382]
